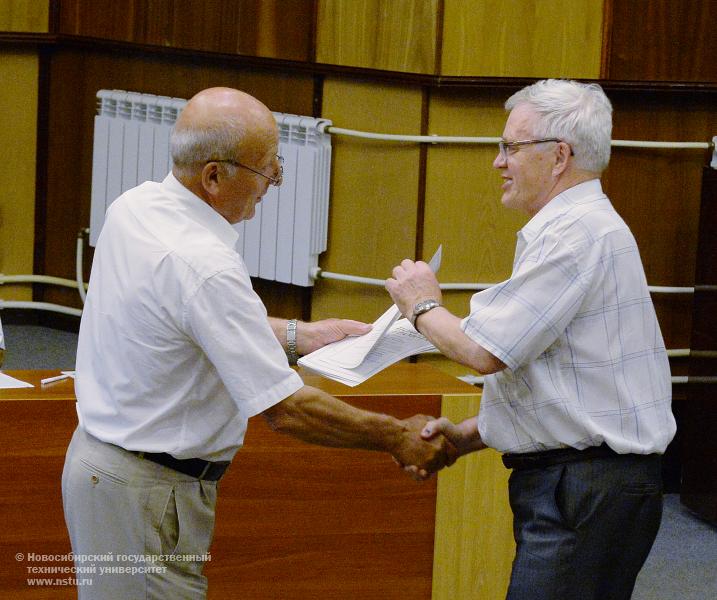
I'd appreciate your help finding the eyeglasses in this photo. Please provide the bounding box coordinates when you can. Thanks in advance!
[207,154,284,186]
[497,138,564,161]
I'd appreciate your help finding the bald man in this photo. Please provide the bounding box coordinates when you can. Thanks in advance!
[62,88,456,599]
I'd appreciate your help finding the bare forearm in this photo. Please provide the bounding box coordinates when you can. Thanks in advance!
[263,386,456,471]
[264,386,403,452]
[415,307,505,375]
[268,317,289,350]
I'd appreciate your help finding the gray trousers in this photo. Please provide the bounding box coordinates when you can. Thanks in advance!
[62,427,218,599]
[506,453,663,600]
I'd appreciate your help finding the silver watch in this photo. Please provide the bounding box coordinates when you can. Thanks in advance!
[410,299,441,328]
[286,319,299,364]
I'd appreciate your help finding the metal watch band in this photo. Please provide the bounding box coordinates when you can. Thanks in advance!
[410,299,441,329]
[286,319,299,364]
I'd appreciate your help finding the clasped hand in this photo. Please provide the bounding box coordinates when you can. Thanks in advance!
[392,415,458,481]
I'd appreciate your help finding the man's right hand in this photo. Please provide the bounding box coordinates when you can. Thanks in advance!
[400,416,487,480]
[391,414,459,480]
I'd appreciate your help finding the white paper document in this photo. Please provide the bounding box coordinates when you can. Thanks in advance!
[0,372,34,389]
[299,319,435,386]
[298,246,442,386]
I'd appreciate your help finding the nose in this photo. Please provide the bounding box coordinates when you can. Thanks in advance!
[493,150,506,169]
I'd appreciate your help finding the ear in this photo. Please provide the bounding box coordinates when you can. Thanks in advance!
[551,141,572,177]
[200,162,222,197]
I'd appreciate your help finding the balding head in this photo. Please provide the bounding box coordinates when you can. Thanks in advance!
[169,88,281,224]
[170,87,277,176]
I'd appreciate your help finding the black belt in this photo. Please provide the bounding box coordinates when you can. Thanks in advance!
[502,443,618,471]
[134,451,230,481]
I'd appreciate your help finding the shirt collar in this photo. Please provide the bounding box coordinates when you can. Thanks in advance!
[519,179,604,244]
[161,172,239,250]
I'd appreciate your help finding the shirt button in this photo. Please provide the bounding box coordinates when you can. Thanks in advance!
[91,475,99,485]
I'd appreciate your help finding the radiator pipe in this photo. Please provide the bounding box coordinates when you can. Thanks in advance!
[76,228,89,304]
[325,126,713,151]
[0,300,83,318]
[310,267,694,294]
[457,374,699,386]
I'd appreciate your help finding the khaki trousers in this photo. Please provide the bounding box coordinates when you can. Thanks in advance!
[62,426,218,599]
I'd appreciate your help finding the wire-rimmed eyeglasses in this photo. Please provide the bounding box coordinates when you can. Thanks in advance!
[207,154,284,186]
[497,138,565,161]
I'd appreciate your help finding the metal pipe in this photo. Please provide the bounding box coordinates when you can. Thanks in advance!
[312,268,694,294]
[76,228,89,304]
[0,274,85,290]
[326,126,713,151]
[0,300,82,317]
[457,373,699,386]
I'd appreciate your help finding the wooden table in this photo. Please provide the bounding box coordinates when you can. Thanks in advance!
[0,365,513,599]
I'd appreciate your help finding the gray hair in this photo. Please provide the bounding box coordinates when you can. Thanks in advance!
[505,79,613,173]
[170,117,246,173]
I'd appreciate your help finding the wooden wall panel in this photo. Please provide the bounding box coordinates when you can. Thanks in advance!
[441,0,603,78]
[310,78,424,324]
[605,0,717,82]
[39,48,316,318]
[423,89,526,361]
[316,0,439,74]
[0,51,38,302]
[601,90,717,350]
[681,168,717,522]
[0,0,49,32]
[56,0,313,60]
[433,393,514,600]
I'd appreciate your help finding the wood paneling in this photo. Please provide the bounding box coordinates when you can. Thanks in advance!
[0,51,38,302]
[0,366,492,600]
[605,0,717,82]
[433,393,514,600]
[0,0,48,32]
[681,168,717,523]
[424,89,526,327]
[601,89,717,349]
[212,392,441,600]
[316,0,439,74]
[56,0,313,61]
[311,78,425,323]
[440,0,603,78]
[38,48,316,318]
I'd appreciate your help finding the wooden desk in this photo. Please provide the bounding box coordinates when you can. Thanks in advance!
[0,366,513,599]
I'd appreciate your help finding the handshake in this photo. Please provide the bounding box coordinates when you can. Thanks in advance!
[391,415,486,481]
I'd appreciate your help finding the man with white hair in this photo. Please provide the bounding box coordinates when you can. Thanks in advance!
[387,79,676,599]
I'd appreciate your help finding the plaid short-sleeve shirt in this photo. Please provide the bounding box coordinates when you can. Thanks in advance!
[463,179,676,454]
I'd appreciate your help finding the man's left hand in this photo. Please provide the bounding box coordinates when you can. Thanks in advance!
[297,318,372,355]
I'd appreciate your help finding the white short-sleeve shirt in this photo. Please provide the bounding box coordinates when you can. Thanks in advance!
[75,173,303,461]
[462,179,676,455]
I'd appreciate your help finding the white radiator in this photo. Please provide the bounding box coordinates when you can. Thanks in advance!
[89,90,332,286]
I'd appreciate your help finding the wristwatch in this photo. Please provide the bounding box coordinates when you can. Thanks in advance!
[410,299,441,328]
[286,319,299,365]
